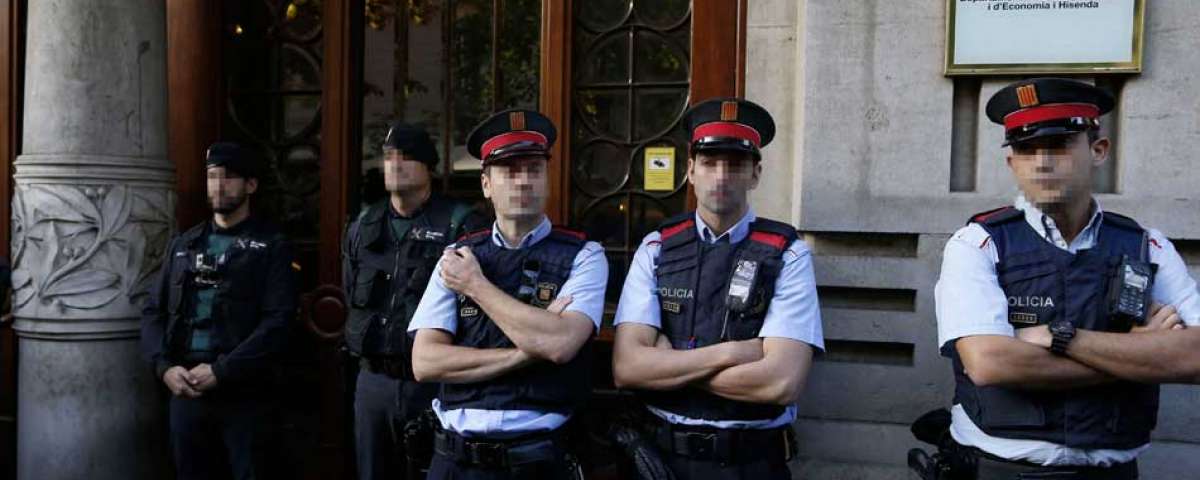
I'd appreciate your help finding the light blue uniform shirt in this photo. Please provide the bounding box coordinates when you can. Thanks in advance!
[613,209,824,429]
[935,196,1200,466]
[407,216,608,438]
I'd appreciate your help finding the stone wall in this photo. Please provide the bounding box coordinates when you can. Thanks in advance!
[745,1,1200,478]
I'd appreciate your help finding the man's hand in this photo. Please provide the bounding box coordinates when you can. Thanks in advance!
[189,363,219,392]
[162,366,201,398]
[1133,303,1186,333]
[720,338,765,365]
[440,246,487,297]
[546,295,574,315]
[1016,325,1052,349]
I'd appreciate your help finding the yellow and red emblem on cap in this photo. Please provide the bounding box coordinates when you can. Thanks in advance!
[509,111,526,131]
[720,101,739,121]
[1016,84,1040,108]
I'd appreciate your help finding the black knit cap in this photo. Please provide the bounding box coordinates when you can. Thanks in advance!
[205,142,262,179]
[382,122,440,167]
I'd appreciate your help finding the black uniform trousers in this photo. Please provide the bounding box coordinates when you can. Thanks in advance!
[169,390,276,480]
[355,367,437,480]
[660,451,790,480]
[426,451,573,480]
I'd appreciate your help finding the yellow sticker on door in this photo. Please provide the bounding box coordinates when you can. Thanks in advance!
[644,146,675,192]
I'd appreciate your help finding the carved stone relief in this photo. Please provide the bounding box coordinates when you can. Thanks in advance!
[11,183,174,318]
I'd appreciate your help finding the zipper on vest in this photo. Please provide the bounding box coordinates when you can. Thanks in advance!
[688,240,704,347]
[383,233,405,327]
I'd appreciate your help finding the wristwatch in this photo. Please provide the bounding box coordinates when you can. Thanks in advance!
[1049,320,1076,356]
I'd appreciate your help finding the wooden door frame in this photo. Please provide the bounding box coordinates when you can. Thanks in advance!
[166,0,223,231]
[539,0,572,224]
[320,0,362,288]
[1,1,22,477]
[540,0,748,222]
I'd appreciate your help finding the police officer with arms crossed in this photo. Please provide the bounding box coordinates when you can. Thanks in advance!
[343,123,480,480]
[935,78,1200,479]
[141,142,299,480]
[610,98,824,480]
[407,109,608,479]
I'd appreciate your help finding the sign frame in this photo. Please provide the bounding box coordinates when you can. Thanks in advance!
[944,0,1146,76]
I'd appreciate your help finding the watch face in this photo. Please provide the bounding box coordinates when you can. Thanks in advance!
[1051,321,1073,335]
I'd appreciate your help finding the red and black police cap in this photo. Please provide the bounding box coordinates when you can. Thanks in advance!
[383,122,440,168]
[466,109,557,166]
[985,78,1114,147]
[205,142,262,179]
[683,97,776,159]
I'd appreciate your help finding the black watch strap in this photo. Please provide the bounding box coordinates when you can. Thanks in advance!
[1049,321,1075,356]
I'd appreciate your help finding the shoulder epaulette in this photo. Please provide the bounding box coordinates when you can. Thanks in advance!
[747,218,798,251]
[969,206,1021,226]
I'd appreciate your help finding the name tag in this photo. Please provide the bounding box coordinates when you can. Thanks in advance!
[1009,312,1038,325]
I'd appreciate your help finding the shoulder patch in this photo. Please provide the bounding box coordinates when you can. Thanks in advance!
[747,217,798,250]
[749,231,788,250]
[660,219,695,241]
[969,206,1021,226]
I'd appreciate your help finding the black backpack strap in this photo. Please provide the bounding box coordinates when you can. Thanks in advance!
[344,207,372,265]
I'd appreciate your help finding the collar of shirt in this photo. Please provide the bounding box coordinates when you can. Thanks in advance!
[490,215,552,249]
[694,208,757,244]
[1013,195,1104,253]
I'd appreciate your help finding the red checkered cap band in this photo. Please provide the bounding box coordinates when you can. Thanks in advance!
[692,122,762,148]
[1003,104,1100,131]
[480,131,549,160]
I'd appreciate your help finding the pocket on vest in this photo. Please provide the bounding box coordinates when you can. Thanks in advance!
[351,268,385,308]
[978,387,1046,428]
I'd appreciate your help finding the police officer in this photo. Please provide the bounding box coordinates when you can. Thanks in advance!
[141,142,299,480]
[610,98,824,480]
[343,123,479,480]
[934,78,1200,479]
[407,109,608,479]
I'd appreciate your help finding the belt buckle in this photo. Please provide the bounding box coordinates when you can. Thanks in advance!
[684,432,717,458]
[469,441,507,467]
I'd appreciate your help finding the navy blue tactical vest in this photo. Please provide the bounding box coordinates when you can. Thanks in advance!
[438,225,592,414]
[950,206,1159,449]
[639,211,798,422]
[344,196,472,370]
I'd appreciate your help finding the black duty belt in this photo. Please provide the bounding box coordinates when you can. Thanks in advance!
[970,445,1138,480]
[432,428,565,468]
[649,417,794,465]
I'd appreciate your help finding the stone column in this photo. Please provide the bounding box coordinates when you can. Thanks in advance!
[12,1,172,478]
